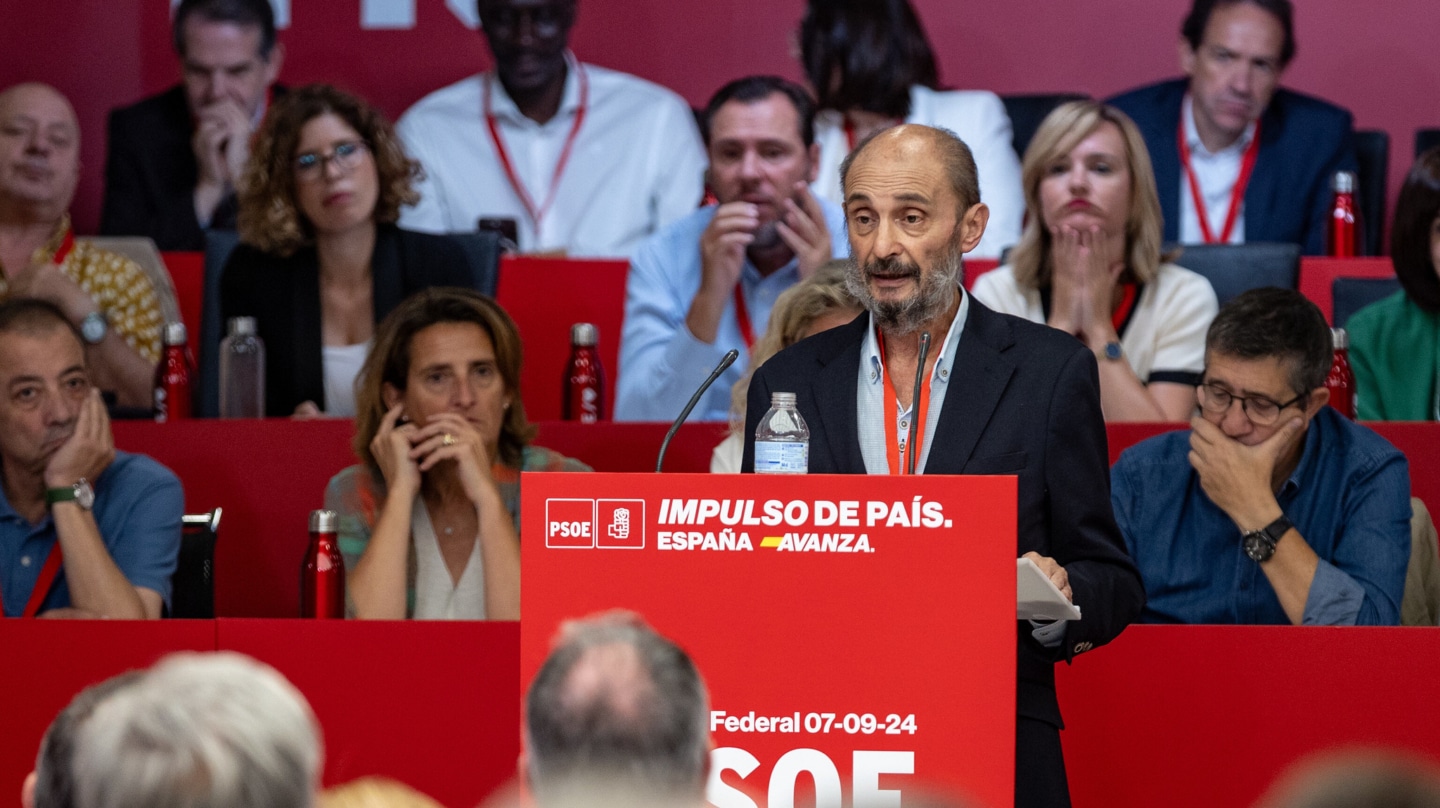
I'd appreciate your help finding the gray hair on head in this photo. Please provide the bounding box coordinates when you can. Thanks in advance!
[73,652,321,808]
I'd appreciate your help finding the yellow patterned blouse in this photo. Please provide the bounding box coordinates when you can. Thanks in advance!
[0,217,163,363]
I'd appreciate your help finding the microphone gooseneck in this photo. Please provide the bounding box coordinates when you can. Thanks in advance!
[656,349,741,473]
[906,332,931,475]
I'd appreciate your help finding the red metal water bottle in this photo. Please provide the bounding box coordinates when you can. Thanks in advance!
[153,322,194,422]
[1326,328,1356,419]
[300,509,345,618]
[562,323,605,422]
[1328,171,1360,257]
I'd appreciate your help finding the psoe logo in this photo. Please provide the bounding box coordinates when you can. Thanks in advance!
[545,499,595,549]
[598,499,646,549]
[544,499,646,549]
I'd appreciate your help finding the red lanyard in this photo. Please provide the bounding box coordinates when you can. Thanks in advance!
[877,334,934,475]
[484,64,589,237]
[52,227,75,266]
[1111,282,1137,332]
[733,286,756,350]
[844,118,858,151]
[1,543,63,618]
[1177,114,1261,244]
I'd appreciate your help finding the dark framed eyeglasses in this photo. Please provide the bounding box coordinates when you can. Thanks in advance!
[1197,382,1308,426]
[293,140,368,182]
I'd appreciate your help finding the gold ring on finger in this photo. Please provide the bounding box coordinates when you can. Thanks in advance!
[442,433,456,446]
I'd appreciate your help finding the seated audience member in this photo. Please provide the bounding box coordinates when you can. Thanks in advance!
[396,0,705,257]
[799,0,1023,259]
[1348,147,1440,420]
[616,76,847,422]
[1107,0,1357,255]
[972,101,1217,422]
[525,611,710,808]
[0,300,182,619]
[222,84,473,418]
[72,652,320,808]
[712,260,861,472]
[0,83,163,409]
[1111,288,1411,625]
[101,0,284,250]
[22,671,143,808]
[327,288,589,620]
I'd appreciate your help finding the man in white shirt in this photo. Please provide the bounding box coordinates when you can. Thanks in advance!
[615,76,848,423]
[1108,0,1357,255]
[396,0,706,258]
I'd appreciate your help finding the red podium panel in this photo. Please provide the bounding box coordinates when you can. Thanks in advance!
[521,472,1018,807]
[0,620,214,802]
[217,619,520,808]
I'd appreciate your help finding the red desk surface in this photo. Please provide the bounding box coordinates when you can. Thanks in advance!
[1057,625,1440,808]
[7,621,1438,808]
[1,620,518,808]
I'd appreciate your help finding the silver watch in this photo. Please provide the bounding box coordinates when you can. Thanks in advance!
[80,311,108,344]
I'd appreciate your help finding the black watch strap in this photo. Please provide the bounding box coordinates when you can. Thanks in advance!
[1260,514,1295,544]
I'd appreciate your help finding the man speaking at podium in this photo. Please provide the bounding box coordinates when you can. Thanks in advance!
[741,125,1144,808]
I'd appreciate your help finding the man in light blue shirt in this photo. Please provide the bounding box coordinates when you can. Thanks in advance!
[1112,288,1411,625]
[615,76,848,422]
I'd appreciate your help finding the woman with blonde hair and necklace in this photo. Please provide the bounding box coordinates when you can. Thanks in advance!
[972,100,1218,422]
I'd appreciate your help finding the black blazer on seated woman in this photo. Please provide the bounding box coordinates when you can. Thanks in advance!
[219,224,472,416]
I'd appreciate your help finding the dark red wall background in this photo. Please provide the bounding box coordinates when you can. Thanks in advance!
[3,0,1434,235]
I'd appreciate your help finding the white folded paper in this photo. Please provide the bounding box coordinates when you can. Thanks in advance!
[1018,557,1082,621]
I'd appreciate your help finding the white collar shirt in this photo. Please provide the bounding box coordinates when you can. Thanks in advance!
[396,54,706,258]
[1178,95,1257,246]
[856,289,969,474]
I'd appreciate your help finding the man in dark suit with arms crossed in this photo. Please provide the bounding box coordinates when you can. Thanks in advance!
[742,124,1143,807]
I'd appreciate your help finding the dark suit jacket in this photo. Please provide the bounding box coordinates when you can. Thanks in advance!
[1108,78,1357,256]
[219,225,472,416]
[102,85,280,251]
[741,298,1145,731]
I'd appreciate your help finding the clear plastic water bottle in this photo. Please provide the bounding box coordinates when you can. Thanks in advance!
[754,392,809,474]
[219,316,265,418]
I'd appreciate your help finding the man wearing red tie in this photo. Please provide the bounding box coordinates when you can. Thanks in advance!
[1108,0,1357,255]
[615,76,847,423]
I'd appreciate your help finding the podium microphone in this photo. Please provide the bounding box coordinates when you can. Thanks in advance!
[906,332,931,475]
[656,349,740,473]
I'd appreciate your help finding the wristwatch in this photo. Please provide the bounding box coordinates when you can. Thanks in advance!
[1242,514,1294,563]
[80,311,108,345]
[46,478,95,511]
[1101,341,1124,361]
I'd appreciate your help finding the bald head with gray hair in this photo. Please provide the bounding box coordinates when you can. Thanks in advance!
[72,652,321,808]
[524,611,711,807]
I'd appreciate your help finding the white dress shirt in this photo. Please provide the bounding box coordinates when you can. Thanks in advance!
[397,56,706,258]
[1178,95,1257,246]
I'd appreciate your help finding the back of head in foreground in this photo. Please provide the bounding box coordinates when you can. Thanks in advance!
[524,611,710,808]
[72,652,321,808]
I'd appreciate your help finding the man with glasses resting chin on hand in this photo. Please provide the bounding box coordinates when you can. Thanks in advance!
[1111,287,1412,626]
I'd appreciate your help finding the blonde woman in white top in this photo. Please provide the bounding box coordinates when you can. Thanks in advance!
[972,101,1217,422]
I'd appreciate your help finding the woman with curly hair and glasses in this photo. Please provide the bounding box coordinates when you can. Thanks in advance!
[220,83,473,417]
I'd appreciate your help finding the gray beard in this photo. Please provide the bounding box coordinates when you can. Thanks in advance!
[845,245,964,336]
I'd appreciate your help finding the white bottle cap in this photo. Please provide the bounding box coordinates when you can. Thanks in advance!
[227,316,257,337]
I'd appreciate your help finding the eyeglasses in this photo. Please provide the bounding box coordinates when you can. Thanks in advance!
[1197,382,1307,426]
[293,140,368,182]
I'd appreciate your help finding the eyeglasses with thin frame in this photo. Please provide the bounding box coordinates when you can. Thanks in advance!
[293,140,368,183]
[1197,381,1308,426]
